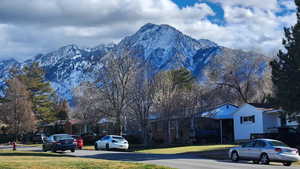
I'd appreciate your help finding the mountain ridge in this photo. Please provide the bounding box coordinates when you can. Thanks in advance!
[0,23,267,101]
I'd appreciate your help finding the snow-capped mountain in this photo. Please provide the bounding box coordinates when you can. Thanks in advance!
[0,58,21,96]
[117,23,221,72]
[0,23,267,102]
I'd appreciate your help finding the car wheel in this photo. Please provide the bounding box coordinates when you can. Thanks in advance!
[231,151,239,162]
[106,143,109,151]
[42,145,47,152]
[71,149,75,153]
[94,143,99,150]
[283,162,292,166]
[259,153,270,165]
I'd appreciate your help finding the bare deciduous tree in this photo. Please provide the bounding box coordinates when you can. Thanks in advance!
[97,52,138,135]
[128,66,155,145]
[0,77,36,139]
[72,82,106,124]
[206,53,269,104]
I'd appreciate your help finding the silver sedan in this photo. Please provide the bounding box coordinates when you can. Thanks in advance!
[229,139,300,166]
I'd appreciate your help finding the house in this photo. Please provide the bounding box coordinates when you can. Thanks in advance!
[198,103,239,143]
[43,120,92,135]
[149,103,239,144]
[233,103,282,142]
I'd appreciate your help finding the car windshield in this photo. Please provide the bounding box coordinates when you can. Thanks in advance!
[269,140,288,147]
[112,136,124,140]
[54,135,73,141]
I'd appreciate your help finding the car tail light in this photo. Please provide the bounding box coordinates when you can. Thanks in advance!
[275,148,282,153]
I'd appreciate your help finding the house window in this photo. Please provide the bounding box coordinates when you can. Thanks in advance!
[240,115,255,124]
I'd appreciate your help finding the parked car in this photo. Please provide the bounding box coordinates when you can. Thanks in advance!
[94,135,129,150]
[71,135,84,149]
[229,139,300,166]
[251,127,300,148]
[42,134,76,153]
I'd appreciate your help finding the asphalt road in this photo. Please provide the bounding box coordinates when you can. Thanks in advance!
[1,145,299,169]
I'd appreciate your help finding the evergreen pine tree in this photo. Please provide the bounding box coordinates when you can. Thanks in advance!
[270,0,300,122]
[19,62,56,123]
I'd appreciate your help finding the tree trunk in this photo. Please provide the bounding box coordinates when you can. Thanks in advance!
[116,111,122,135]
[168,120,171,144]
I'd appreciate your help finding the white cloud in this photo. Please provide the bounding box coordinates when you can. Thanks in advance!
[0,0,297,61]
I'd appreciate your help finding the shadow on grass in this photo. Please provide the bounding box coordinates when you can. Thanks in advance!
[0,151,69,157]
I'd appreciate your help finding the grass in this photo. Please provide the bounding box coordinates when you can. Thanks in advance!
[136,144,237,154]
[0,150,172,169]
[20,144,42,147]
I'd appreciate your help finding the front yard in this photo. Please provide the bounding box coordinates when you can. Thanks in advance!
[135,144,237,154]
[0,150,171,169]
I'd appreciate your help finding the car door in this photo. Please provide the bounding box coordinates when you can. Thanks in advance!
[45,136,53,150]
[251,140,266,159]
[239,141,255,159]
[99,136,108,148]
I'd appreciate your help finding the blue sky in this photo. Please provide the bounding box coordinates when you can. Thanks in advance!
[0,0,297,61]
[172,0,225,25]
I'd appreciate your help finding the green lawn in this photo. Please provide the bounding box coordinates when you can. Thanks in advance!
[136,144,237,154]
[0,150,171,169]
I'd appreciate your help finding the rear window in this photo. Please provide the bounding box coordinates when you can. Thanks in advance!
[112,136,124,140]
[269,141,288,147]
[54,135,73,141]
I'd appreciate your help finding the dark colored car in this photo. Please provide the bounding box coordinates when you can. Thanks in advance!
[71,135,84,149]
[42,134,76,153]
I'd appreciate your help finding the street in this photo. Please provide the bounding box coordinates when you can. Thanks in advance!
[1,145,299,169]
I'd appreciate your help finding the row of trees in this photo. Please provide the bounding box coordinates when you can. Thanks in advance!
[0,63,69,138]
[72,48,268,144]
[2,0,299,144]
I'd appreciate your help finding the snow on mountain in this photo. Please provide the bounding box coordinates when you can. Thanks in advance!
[117,23,222,75]
[0,23,267,102]
[0,58,21,96]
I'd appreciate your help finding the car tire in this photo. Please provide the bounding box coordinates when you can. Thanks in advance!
[71,149,75,153]
[42,145,47,152]
[106,143,109,151]
[259,153,270,165]
[283,162,292,166]
[231,151,239,162]
[94,143,99,150]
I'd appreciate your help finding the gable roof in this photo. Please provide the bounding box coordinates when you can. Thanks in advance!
[199,103,239,119]
[247,103,277,112]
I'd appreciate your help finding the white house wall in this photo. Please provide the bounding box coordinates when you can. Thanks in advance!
[234,104,264,141]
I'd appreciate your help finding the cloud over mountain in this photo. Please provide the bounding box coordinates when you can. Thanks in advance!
[0,0,296,61]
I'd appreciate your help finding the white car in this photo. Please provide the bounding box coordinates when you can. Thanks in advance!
[94,135,129,150]
[229,139,300,166]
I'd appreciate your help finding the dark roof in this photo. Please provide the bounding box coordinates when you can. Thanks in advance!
[248,103,275,109]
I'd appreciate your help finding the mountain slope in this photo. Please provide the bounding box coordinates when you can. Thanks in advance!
[0,23,267,101]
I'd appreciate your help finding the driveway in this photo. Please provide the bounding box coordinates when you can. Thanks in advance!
[1,145,299,169]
